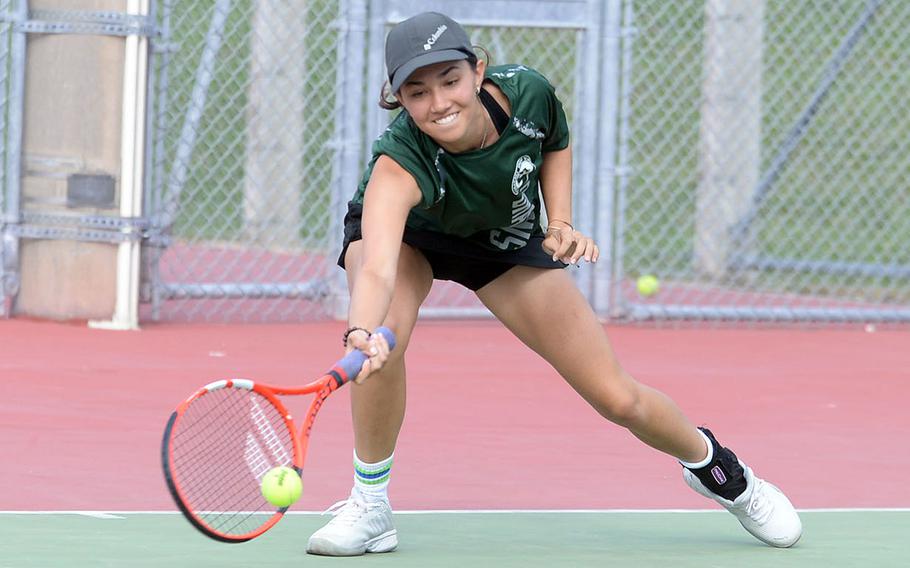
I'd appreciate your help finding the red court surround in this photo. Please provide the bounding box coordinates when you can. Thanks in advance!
[1,319,907,511]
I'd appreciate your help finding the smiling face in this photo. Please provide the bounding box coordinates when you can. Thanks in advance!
[396,59,487,153]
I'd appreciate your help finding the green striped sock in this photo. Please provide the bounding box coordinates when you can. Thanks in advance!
[353,451,393,503]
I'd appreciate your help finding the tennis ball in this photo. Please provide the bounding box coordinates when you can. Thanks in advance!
[261,466,302,508]
[636,274,660,297]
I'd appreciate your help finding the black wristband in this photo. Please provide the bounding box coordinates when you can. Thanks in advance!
[342,326,371,346]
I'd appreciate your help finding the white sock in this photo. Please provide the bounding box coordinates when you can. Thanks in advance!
[679,428,714,469]
[353,450,393,503]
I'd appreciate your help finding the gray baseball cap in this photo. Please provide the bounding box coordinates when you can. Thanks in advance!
[386,12,475,94]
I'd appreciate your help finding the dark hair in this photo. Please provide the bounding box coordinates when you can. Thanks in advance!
[378,46,492,110]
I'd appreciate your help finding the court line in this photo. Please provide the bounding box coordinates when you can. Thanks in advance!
[2,508,908,516]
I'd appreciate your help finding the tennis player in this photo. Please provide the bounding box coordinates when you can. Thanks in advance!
[307,11,802,556]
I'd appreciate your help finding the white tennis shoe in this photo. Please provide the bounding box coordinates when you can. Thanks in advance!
[684,461,802,547]
[306,493,398,556]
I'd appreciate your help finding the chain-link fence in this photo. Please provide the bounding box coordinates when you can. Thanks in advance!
[144,0,602,322]
[614,0,909,323]
[144,0,345,322]
[135,0,910,324]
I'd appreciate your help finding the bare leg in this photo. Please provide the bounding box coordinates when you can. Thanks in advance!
[343,241,433,462]
[475,266,707,463]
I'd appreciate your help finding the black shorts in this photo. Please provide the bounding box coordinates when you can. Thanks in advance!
[337,202,566,291]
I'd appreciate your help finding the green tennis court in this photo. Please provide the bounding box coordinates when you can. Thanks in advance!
[1,511,907,567]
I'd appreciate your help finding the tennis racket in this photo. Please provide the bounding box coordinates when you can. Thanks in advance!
[161,326,395,543]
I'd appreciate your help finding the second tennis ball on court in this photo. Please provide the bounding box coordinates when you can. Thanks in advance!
[636,274,660,297]
[261,466,302,507]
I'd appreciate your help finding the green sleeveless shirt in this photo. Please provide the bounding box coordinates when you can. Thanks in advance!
[352,64,570,251]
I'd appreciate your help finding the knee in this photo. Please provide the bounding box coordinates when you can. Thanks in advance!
[592,379,645,428]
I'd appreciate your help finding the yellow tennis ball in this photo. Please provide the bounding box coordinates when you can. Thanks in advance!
[260,466,302,508]
[636,274,660,297]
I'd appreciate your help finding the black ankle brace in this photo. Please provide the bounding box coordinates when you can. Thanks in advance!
[685,427,748,501]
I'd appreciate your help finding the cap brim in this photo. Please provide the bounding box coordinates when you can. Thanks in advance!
[390,49,470,93]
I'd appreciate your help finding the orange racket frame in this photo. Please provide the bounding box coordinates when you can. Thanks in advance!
[161,327,395,542]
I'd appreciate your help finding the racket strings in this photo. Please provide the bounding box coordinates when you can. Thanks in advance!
[168,388,296,538]
[174,392,285,532]
[174,394,263,522]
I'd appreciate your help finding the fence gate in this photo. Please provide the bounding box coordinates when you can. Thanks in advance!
[145,0,355,322]
[143,0,611,322]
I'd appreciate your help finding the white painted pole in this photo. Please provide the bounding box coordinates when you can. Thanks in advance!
[90,0,149,330]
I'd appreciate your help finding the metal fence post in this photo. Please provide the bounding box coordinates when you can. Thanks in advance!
[327,0,368,319]
[0,0,25,317]
[591,0,623,316]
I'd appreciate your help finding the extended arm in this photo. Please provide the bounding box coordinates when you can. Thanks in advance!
[344,155,422,379]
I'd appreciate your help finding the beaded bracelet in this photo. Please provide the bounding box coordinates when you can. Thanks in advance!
[342,326,371,346]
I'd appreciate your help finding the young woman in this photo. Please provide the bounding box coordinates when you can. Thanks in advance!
[306,11,801,556]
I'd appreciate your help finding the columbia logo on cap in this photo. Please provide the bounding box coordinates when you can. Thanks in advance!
[423,25,447,50]
[386,13,473,93]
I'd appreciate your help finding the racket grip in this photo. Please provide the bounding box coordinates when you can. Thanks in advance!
[335,326,396,382]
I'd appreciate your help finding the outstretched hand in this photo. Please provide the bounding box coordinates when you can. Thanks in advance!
[542,224,599,265]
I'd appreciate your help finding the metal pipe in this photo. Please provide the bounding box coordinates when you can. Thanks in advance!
[571,0,603,304]
[610,0,635,319]
[420,306,495,319]
[592,0,622,315]
[732,255,910,280]
[327,0,368,319]
[158,281,329,300]
[148,0,172,321]
[0,0,12,314]
[627,304,910,324]
[1,0,27,313]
